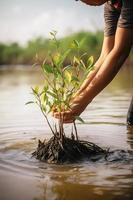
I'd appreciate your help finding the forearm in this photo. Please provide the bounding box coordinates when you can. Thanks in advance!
[76,58,103,94]
[81,48,130,104]
[72,28,133,112]
[75,36,115,95]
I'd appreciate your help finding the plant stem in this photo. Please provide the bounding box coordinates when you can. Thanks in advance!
[37,95,55,136]
[73,122,79,141]
[42,111,55,135]
[58,112,64,144]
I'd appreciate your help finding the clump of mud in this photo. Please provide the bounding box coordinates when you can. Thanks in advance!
[32,136,107,164]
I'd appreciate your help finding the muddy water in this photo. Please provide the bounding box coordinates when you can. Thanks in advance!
[0,66,133,200]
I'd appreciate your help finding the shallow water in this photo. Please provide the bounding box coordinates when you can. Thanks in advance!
[0,65,133,200]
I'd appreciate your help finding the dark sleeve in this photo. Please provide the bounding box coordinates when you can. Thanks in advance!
[118,0,133,29]
[104,2,120,36]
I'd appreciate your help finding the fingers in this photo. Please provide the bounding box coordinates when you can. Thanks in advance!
[62,119,75,124]
[53,111,71,119]
[53,111,64,118]
[53,111,75,123]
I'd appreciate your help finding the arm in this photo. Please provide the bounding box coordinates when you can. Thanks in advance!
[71,28,133,110]
[54,28,133,123]
[75,35,115,95]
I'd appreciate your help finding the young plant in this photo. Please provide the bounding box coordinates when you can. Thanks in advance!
[27,31,107,163]
[26,31,94,143]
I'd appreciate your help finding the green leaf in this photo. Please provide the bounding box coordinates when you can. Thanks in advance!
[63,65,71,72]
[64,71,72,83]
[34,85,39,94]
[47,91,57,99]
[58,49,71,66]
[41,93,47,105]
[54,67,62,77]
[42,58,47,65]
[50,32,55,37]
[49,30,57,37]
[25,101,34,105]
[71,76,79,82]
[75,116,85,123]
[53,53,61,66]
[43,80,49,92]
[47,101,53,113]
[80,52,87,59]
[87,56,94,68]
[73,56,80,65]
[44,94,48,102]
[31,87,39,95]
[42,104,46,112]
[73,39,79,48]
[80,59,86,69]
[86,66,94,74]
[79,38,86,47]
[42,64,53,74]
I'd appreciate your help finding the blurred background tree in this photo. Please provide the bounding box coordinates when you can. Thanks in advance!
[0,31,103,65]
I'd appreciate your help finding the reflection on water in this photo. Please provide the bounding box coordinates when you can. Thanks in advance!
[0,66,133,200]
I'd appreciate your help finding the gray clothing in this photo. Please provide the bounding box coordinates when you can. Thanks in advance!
[104,0,133,36]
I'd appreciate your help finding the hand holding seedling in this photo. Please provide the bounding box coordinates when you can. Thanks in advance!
[53,90,92,123]
[26,31,94,125]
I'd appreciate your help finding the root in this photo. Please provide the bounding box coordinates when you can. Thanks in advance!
[32,135,107,164]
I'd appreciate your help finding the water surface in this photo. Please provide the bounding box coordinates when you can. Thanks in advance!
[0,66,133,200]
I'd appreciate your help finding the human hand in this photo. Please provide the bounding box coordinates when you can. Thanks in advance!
[52,102,79,123]
[53,110,75,124]
[53,94,88,123]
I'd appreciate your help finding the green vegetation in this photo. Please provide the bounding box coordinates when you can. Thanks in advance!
[1,30,133,66]
[1,31,133,66]
[0,31,103,65]
[27,31,106,164]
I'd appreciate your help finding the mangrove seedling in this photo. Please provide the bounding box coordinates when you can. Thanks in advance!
[26,31,106,163]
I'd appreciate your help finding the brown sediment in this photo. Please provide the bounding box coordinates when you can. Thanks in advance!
[32,136,107,164]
